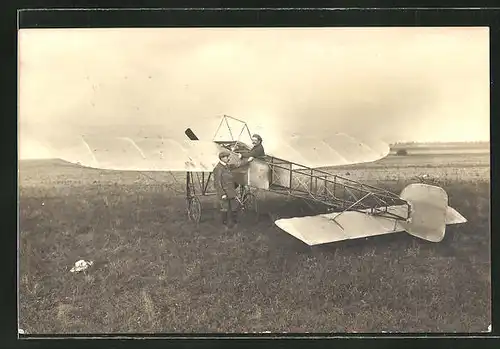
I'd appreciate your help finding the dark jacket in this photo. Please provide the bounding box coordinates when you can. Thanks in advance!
[213,161,238,199]
[240,143,265,159]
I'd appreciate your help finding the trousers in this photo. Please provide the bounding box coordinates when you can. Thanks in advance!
[219,198,239,227]
[219,197,238,212]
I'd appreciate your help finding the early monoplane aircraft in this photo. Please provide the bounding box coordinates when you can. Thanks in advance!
[50,114,466,246]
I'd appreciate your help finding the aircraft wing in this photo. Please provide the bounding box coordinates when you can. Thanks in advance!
[268,133,390,168]
[44,135,223,172]
[25,124,389,172]
[49,132,388,172]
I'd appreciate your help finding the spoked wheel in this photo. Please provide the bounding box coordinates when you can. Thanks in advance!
[187,196,202,224]
[241,191,259,223]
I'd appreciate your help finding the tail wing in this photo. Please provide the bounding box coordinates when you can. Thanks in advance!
[275,207,407,246]
[274,184,467,246]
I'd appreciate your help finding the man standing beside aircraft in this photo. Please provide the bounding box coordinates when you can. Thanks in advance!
[213,150,241,230]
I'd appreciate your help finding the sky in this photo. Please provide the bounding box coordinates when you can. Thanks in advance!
[18,27,490,159]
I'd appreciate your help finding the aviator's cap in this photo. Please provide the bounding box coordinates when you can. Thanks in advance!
[219,150,231,159]
[252,134,262,142]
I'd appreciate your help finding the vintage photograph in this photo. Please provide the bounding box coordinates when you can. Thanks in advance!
[18,27,490,334]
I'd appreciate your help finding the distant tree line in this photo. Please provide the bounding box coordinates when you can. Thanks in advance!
[390,140,489,146]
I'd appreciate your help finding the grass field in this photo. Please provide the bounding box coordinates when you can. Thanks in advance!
[18,151,491,334]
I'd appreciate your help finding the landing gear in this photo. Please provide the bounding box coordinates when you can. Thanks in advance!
[187,195,201,223]
[239,188,259,223]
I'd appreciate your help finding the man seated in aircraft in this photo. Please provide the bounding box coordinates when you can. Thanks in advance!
[236,134,265,163]
[231,134,267,190]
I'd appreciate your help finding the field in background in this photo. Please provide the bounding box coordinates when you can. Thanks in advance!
[18,146,490,334]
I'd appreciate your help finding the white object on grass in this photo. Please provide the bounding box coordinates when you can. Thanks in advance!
[70,259,94,273]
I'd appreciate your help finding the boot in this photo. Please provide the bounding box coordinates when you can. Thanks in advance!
[220,211,228,228]
[227,216,234,229]
[231,210,239,229]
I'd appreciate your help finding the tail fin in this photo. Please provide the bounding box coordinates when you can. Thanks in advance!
[400,183,465,242]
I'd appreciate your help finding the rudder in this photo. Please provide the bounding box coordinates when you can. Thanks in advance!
[400,183,448,242]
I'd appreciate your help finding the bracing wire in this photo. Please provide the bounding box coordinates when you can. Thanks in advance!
[137,171,186,195]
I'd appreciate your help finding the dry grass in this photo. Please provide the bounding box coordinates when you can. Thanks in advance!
[18,153,490,334]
